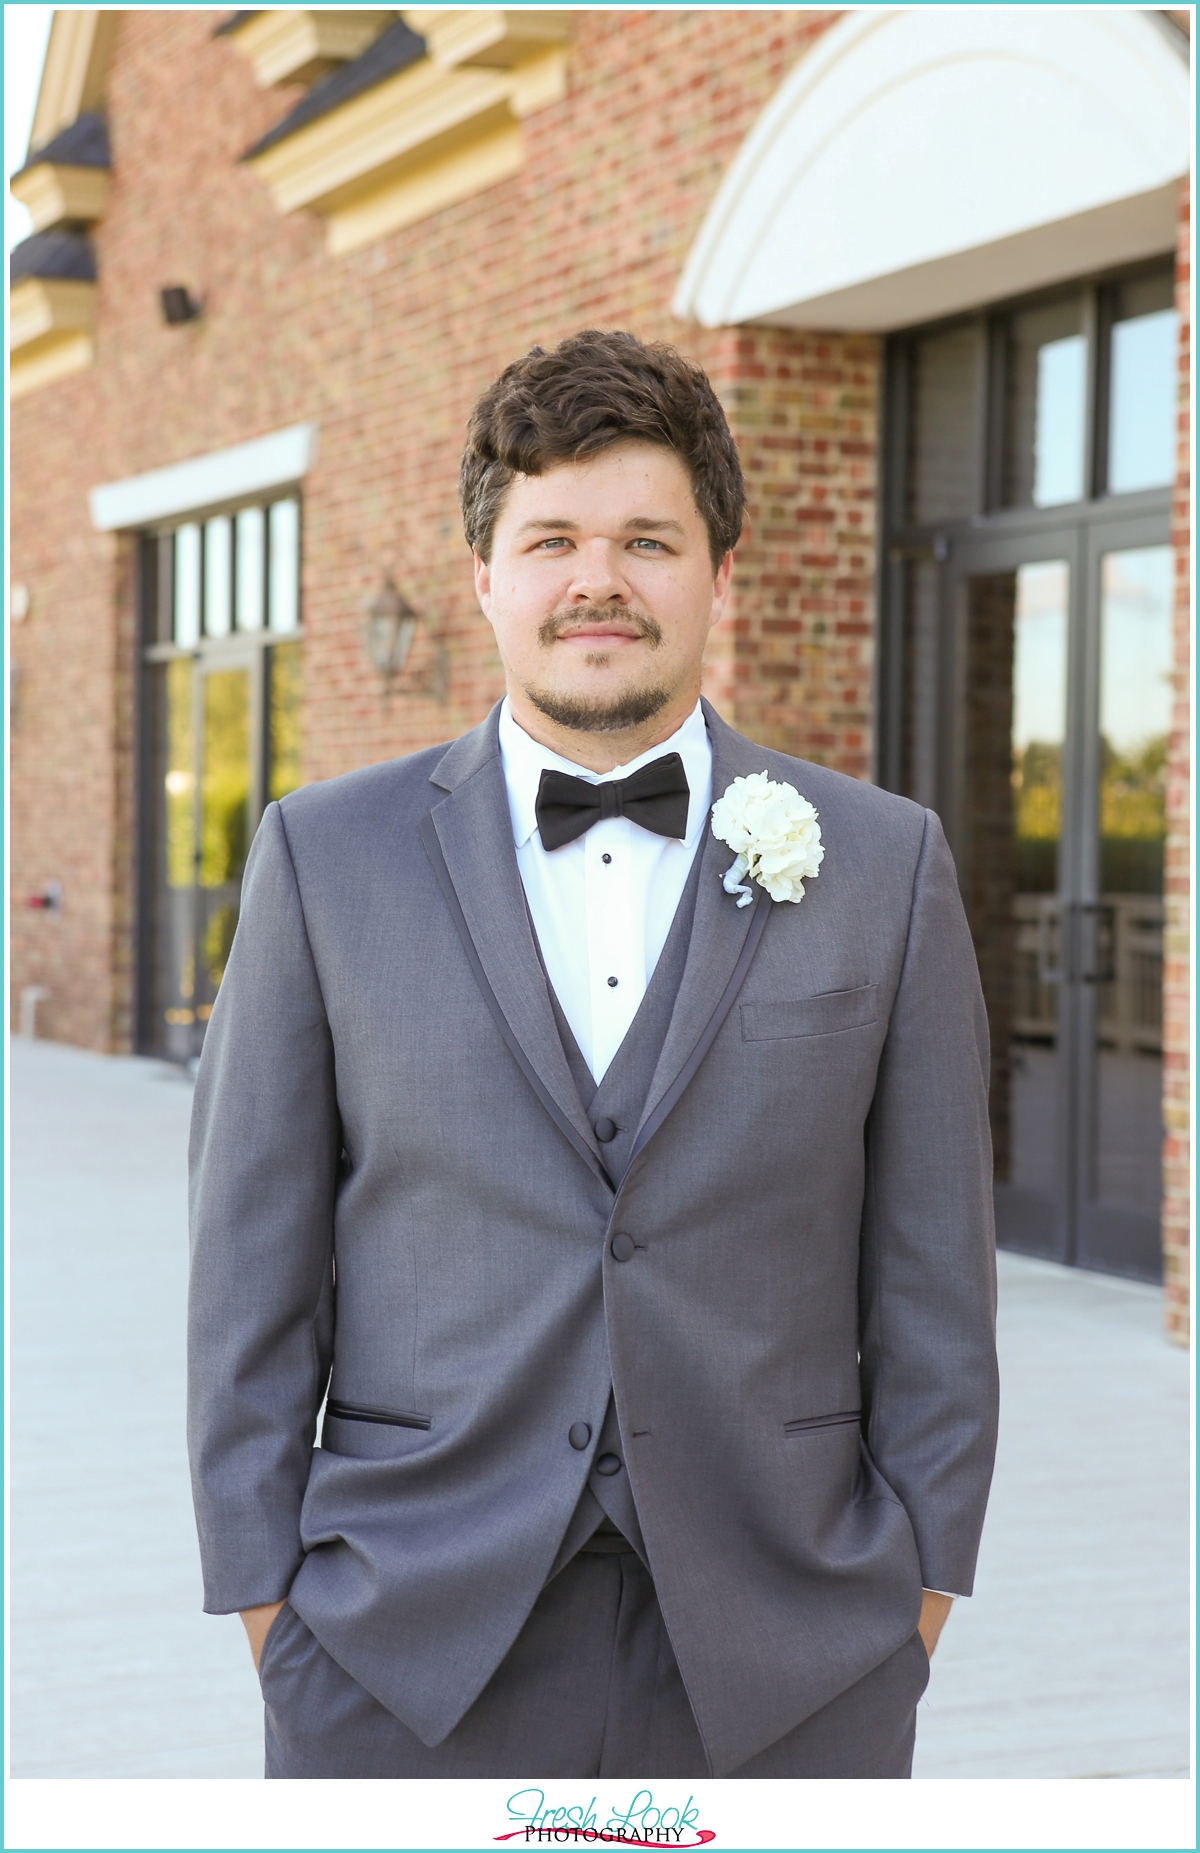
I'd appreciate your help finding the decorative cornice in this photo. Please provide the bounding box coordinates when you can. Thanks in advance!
[10,276,96,399]
[245,17,427,156]
[225,9,396,90]
[244,8,569,251]
[11,163,110,235]
[29,11,122,154]
[405,7,570,68]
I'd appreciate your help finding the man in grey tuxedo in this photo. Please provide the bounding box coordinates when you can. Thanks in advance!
[188,329,998,1779]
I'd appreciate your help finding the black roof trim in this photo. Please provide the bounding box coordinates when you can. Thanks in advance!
[11,229,97,285]
[243,18,426,160]
[17,112,110,177]
[214,11,258,37]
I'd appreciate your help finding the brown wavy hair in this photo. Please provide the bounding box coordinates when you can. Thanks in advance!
[459,329,745,568]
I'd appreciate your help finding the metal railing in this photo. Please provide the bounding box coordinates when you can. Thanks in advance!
[1013,894,1163,1055]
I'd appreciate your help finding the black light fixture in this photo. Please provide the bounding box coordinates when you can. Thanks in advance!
[160,284,202,325]
[364,575,419,679]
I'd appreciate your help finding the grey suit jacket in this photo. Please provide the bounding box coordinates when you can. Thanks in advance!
[187,699,998,1776]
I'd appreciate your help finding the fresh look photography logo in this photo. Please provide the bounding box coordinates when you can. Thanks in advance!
[496,1788,715,1847]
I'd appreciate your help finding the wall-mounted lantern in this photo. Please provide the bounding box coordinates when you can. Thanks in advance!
[363,575,418,680]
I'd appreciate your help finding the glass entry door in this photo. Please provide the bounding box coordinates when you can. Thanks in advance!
[149,650,258,1063]
[952,536,1077,1262]
[882,258,1177,1284]
[950,519,1168,1279]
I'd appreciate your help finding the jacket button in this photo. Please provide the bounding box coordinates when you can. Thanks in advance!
[594,1453,622,1476]
[595,1117,617,1144]
[568,1422,591,1451]
[610,1232,635,1262]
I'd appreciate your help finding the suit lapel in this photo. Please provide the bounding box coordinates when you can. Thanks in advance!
[629,702,774,1165]
[422,710,609,1187]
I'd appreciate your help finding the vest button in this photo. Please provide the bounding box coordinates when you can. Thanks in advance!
[594,1453,622,1476]
[610,1232,636,1262]
[568,1422,591,1451]
[595,1117,618,1144]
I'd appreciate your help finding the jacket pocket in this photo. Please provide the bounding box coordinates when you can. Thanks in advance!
[741,985,877,1042]
[324,1398,431,1430]
[784,1409,862,1436]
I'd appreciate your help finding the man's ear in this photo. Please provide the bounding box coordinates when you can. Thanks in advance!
[473,550,492,618]
[709,549,734,627]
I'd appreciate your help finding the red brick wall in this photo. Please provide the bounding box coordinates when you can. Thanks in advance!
[717,326,878,776]
[1163,174,1191,1347]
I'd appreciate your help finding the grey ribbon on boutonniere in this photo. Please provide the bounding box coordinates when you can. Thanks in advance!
[710,771,824,907]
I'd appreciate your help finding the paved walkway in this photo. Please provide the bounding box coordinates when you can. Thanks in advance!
[9,1038,1192,1779]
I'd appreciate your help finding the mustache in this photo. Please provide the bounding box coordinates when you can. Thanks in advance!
[537,605,665,650]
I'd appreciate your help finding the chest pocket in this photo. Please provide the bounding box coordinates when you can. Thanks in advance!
[740,984,877,1042]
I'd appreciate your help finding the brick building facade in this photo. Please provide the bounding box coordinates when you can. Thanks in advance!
[9,8,1191,1336]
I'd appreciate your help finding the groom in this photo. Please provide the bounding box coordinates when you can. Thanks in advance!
[188,329,998,1779]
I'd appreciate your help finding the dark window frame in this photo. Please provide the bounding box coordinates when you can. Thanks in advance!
[876,254,1177,793]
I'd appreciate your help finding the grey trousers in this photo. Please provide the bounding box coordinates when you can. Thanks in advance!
[262,1549,929,1779]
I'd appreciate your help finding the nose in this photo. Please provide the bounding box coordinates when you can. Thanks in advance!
[565,540,631,606]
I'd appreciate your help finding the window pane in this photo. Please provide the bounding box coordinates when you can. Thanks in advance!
[907,322,982,524]
[268,641,303,802]
[199,668,251,1023]
[268,498,300,633]
[1003,298,1087,508]
[961,561,1069,1207]
[1099,545,1172,894]
[1093,544,1171,1225]
[1012,561,1069,895]
[204,517,232,639]
[173,523,201,646]
[164,657,195,892]
[200,670,251,891]
[1108,274,1177,495]
[235,507,265,632]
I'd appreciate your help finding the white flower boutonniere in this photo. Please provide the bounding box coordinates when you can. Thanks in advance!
[710,771,824,908]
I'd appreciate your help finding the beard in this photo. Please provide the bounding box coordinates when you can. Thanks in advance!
[520,604,672,735]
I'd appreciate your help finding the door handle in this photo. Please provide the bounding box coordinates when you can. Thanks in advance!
[1038,901,1116,986]
[1036,899,1062,986]
[1078,902,1116,985]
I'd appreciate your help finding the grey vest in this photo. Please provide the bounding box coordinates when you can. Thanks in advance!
[540,840,707,1578]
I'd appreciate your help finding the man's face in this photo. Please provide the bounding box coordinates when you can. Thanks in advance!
[474,441,732,742]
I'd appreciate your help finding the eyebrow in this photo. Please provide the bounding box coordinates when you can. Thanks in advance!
[512,516,687,538]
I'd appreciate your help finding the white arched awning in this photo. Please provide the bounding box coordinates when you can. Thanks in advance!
[674,9,1190,332]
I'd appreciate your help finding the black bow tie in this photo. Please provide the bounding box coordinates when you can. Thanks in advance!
[535,754,691,852]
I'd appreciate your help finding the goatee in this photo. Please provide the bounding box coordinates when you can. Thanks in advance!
[523,682,672,734]
[524,603,671,734]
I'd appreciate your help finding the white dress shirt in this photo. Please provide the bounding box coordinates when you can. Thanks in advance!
[498,697,713,1083]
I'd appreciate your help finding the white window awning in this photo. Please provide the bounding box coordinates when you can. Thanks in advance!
[89,422,319,530]
[674,10,1190,333]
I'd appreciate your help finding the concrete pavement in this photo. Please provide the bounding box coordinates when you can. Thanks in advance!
[9,1037,1192,1778]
